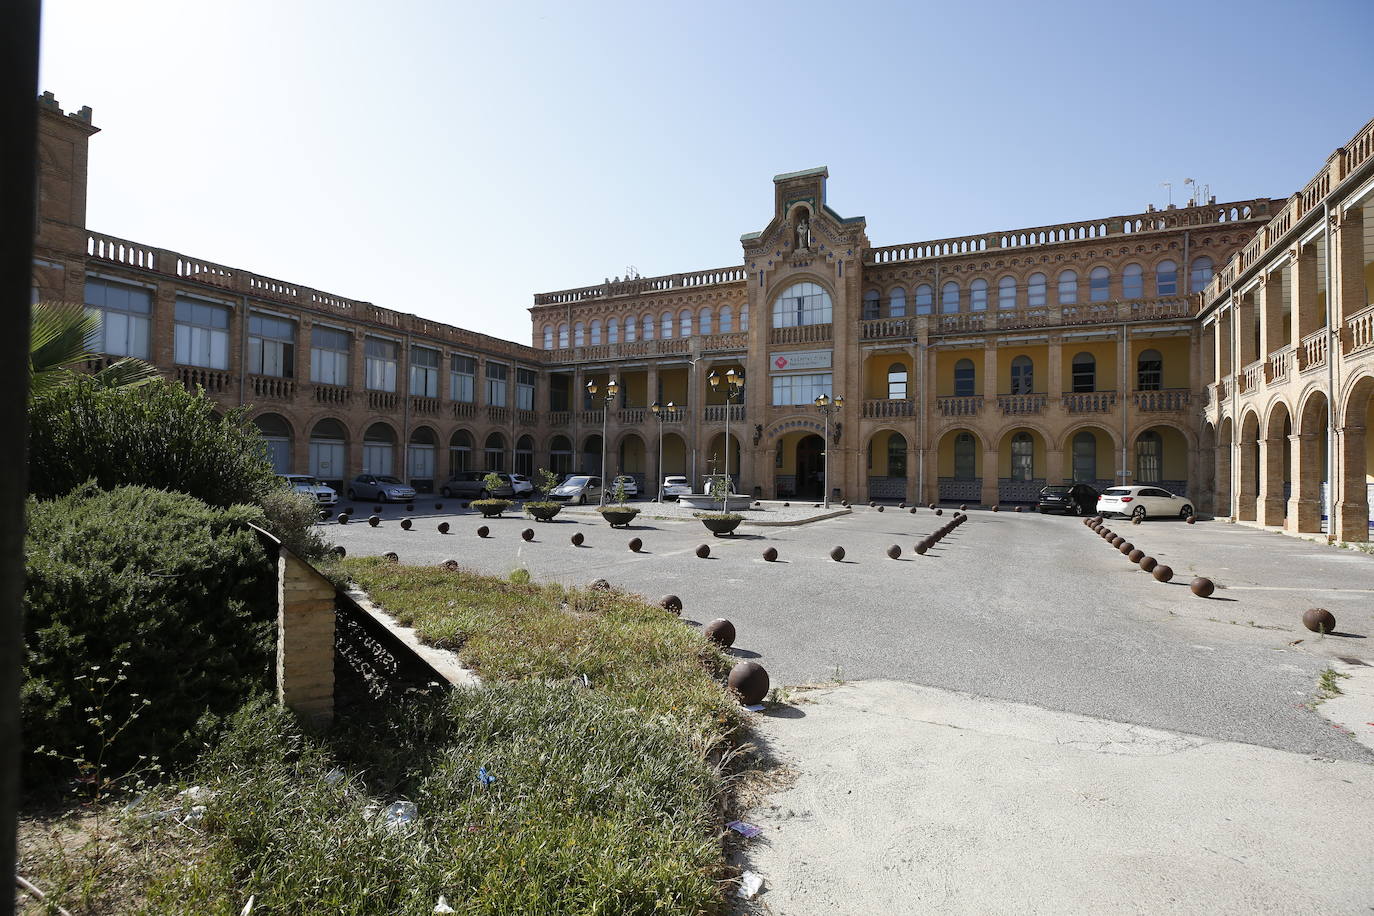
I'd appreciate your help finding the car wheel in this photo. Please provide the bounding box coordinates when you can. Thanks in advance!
[441,487,452,498]
[1180,504,1194,519]
[1132,505,1147,520]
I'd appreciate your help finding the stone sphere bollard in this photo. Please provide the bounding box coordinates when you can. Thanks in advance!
[915,541,928,555]
[696,544,711,558]
[588,578,610,590]
[405,503,414,512]
[762,546,778,562]
[886,544,901,560]
[783,502,790,507]
[441,559,459,570]
[754,501,761,507]
[400,518,413,530]
[1015,506,1023,513]
[909,507,918,514]
[1128,549,1145,563]
[1119,542,1134,555]
[960,504,968,511]
[929,503,936,510]
[899,502,906,509]
[659,595,682,614]
[1131,515,1142,525]
[1190,577,1215,598]
[337,512,350,524]
[935,509,943,516]
[877,505,885,512]
[830,546,846,562]
[728,661,770,705]
[869,501,876,508]
[571,532,585,546]
[435,503,443,511]
[383,552,399,562]
[1139,555,1158,572]
[437,521,450,534]
[1187,515,1197,524]
[476,525,489,538]
[368,515,381,527]
[703,618,736,647]
[1152,564,1173,583]
[628,537,643,552]
[1111,536,1124,547]
[992,505,1000,512]
[1302,607,1336,634]
[332,545,346,557]
[521,528,534,542]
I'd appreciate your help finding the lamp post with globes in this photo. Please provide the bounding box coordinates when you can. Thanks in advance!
[813,393,844,508]
[585,376,618,506]
[706,367,745,513]
[650,400,675,503]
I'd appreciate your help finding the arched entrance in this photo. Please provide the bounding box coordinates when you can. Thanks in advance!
[515,435,535,478]
[549,435,573,479]
[362,422,397,477]
[997,426,1045,504]
[937,428,983,504]
[1293,390,1329,532]
[866,430,908,501]
[253,413,292,474]
[617,433,647,492]
[449,429,474,476]
[581,434,602,476]
[484,432,506,472]
[1237,412,1260,521]
[1133,425,1190,495]
[1259,404,1291,525]
[706,431,743,491]
[309,418,347,487]
[407,426,438,493]
[1337,376,1374,541]
[1215,416,1234,517]
[796,434,825,499]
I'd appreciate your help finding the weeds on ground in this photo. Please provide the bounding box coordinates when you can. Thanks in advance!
[1318,666,1351,701]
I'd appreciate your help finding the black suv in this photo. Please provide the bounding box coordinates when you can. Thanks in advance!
[1037,483,1099,515]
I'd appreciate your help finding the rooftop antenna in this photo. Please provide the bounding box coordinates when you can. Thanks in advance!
[625,265,639,280]
[1161,182,1173,207]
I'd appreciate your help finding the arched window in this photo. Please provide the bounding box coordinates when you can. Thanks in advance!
[641,315,654,340]
[448,429,473,475]
[771,282,832,327]
[363,422,397,476]
[1190,256,1214,293]
[549,434,573,477]
[679,309,692,337]
[543,325,553,349]
[1156,260,1178,296]
[515,434,534,477]
[998,275,1016,309]
[589,319,602,345]
[1071,352,1096,393]
[914,284,934,315]
[608,318,619,344]
[1010,432,1034,481]
[954,358,976,397]
[954,432,977,479]
[862,290,881,321]
[484,432,506,472]
[1057,269,1078,305]
[740,304,749,331]
[1072,431,1097,482]
[1010,355,1034,394]
[941,281,961,314]
[889,287,907,317]
[699,307,713,335]
[407,427,437,484]
[970,278,988,311]
[720,306,734,333]
[1123,263,1144,299]
[887,362,908,400]
[573,322,585,347]
[1136,430,1162,482]
[310,418,347,484]
[624,316,636,342]
[254,413,292,473]
[558,323,569,348]
[1027,273,1047,308]
[1089,267,1110,302]
[1137,348,1163,391]
[887,433,908,478]
[661,312,673,338]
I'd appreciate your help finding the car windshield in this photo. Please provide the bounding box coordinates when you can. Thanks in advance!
[375,476,403,484]
[1042,486,1071,494]
[561,477,591,487]
[284,476,315,485]
[665,477,687,484]
[1103,488,1131,496]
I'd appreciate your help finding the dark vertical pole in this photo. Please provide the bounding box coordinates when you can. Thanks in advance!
[1,2,40,913]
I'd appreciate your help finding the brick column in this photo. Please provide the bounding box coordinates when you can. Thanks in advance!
[1260,271,1286,356]
[1334,206,1367,327]
[1335,425,1368,542]
[1288,432,1323,533]
[1293,244,1321,344]
[1214,445,1232,518]
[1046,338,1063,400]
[1045,447,1064,486]
[980,448,999,507]
[1258,435,1286,526]
[276,552,335,727]
[1236,440,1258,521]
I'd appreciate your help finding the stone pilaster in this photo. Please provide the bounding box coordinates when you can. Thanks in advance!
[1288,432,1323,533]
[1336,426,1368,542]
[1258,435,1286,526]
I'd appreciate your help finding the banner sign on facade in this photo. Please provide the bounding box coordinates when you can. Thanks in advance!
[770,349,832,372]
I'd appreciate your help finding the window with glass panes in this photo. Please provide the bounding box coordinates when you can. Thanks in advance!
[516,367,536,411]
[247,314,295,377]
[450,355,475,402]
[486,361,508,407]
[1057,270,1078,305]
[410,346,439,397]
[1136,431,1162,481]
[1072,431,1097,481]
[1010,355,1034,394]
[1137,349,1163,391]
[174,298,230,369]
[998,276,1016,309]
[970,279,988,311]
[1123,264,1144,298]
[1071,353,1096,393]
[954,433,976,479]
[364,337,397,391]
[1010,432,1034,481]
[862,290,880,320]
[887,434,907,477]
[1089,267,1110,301]
[770,372,832,406]
[1027,274,1047,308]
[954,359,976,397]
[310,326,350,385]
[84,279,151,358]
[915,284,934,315]
[1156,260,1178,295]
[771,282,832,327]
[887,363,908,400]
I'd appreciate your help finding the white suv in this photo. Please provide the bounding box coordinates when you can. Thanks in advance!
[661,476,691,500]
[1096,486,1193,521]
[279,474,337,506]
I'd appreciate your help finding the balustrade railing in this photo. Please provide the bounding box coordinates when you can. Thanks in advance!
[313,383,351,406]
[1266,347,1292,384]
[548,410,570,426]
[450,402,476,418]
[1299,329,1328,372]
[1061,391,1117,413]
[701,332,748,351]
[618,408,646,425]
[703,404,745,423]
[177,365,231,393]
[1238,360,1264,394]
[997,394,1046,415]
[1132,389,1190,412]
[860,317,916,340]
[410,396,440,415]
[861,398,914,419]
[368,390,398,410]
[936,396,983,417]
[517,409,538,427]
[577,410,603,424]
[1346,305,1374,355]
[935,313,985,334]
[248,374,295,400]
[769,323,832,345]
[486,406,508,423]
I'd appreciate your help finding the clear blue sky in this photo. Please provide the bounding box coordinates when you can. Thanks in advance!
[38,0,1374,344]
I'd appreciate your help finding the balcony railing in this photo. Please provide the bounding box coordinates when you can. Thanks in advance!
[703,404,745,423]
[1238,360,1263,394]
[1346,304,1374,355]
[618,407,647,425]
[367,390,398,411]
[997,394,1046,415]
[517,409,538,426]
[313,382,351,406]
[450,401,476,418]
[926,297,1195,336]
[410,396,440,416]
[1132,389,1191,412]
[1299,329,1328,372]
[177,365,231,394]
[936,395,983,417]
[1216,378,1229,402]
[487,406,508,423]
[861,398,914,419]
[1266,347,1292,384]
[248,374,295,401]
[1061,391,1117,413]
[860,317,916,340]
[768,323,832,345]
[701,331,748,351]
[548,410,570,426]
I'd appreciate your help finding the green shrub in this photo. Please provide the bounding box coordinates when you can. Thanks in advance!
[23,484,277,781]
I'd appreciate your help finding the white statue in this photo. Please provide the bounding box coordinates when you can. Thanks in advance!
[796,218,811,249]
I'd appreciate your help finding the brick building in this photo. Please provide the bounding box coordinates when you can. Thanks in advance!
[30,92,1374,526]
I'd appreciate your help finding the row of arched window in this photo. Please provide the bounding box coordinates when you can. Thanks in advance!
[950,430,1166,482]
[543,305,750,349]
[948,350,1165,397]
[861,258,1214,319]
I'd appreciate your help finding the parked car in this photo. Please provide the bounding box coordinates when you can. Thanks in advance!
[1037,483,1098,516]
[347,474,416,503]
[549,475,602,504]
[509,473,535,497]
[610,475,639,498]
[279,474,337,506]
[1096,485,1194,521]
[661,476,691,500]
[439,471,515,500]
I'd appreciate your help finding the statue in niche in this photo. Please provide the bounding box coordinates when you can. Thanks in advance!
[796,216,811,250]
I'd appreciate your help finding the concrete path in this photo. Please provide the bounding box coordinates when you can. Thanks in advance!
[736,680,1374,915]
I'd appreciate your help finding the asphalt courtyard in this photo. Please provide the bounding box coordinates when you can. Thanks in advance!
[326,500,1374,763]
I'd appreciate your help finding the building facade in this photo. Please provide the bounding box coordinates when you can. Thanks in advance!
[31,91,1374,525]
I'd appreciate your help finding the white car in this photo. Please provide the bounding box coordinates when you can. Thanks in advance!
[661,475,691,500]
[1096,485,1193,521]
[611,475,639,498]
[508,473,535,497]
[280,474,338,506]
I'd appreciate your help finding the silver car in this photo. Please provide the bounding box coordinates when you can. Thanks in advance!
[279,474,337,506]
[347,474,417,503]
[550,475,602,504]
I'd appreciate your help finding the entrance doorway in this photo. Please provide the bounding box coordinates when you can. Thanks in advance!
[796,434,825,499]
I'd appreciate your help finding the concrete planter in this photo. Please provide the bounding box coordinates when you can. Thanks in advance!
[524,502,562,522]
[598,506,641,528]
[472,499,511,518]
[697,515,744,536]
[679,494,752,512]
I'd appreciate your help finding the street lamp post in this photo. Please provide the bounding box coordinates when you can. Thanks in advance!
[814,393,844,509]
[707,367,745,513]
[585,376,618,506]
[650,400,675,503]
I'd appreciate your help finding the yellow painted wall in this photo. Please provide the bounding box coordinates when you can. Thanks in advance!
[702,362,744,405]
[936,431,982,477]
[618,436,646,474]
[1061,341,1117,392]
[659,368,689,405]
[1134,426,1188,479]
[622,371,648,407]
[936,349,980,397]
[661,434,687,476]
[997,428,1047,477]
[864,354,912,399]
[1132,337,1191,389]
[997,345,1048,394]
[865,430,909,474]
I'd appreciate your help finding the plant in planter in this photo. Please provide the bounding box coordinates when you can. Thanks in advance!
[523,467,563,522]
[471,472,512,518]
[596,477,640,527]
[694,510,744,536]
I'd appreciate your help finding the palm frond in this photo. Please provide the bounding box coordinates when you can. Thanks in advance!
[31,300,99,376]
[92,357,162,389]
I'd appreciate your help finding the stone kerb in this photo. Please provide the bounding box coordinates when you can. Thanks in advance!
[277,550,337,727]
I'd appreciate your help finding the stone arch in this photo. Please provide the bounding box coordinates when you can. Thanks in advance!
[615,431,647,489]
[407,425,439,491]
[252,411,294,474]
[1236,410,1261,521]
[362,421,399,477]
[1336,374,1374,540]
[864,427,909,500]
